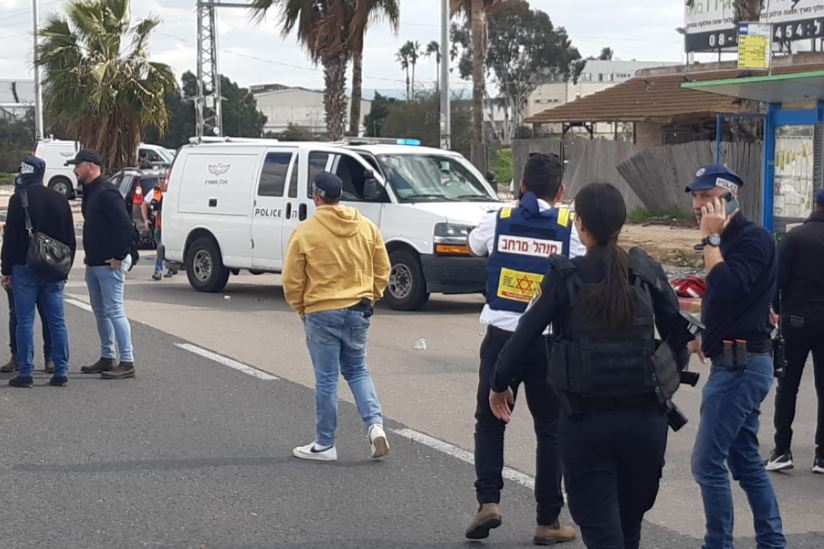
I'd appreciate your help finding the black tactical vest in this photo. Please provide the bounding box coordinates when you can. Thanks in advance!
[547,249,680,404]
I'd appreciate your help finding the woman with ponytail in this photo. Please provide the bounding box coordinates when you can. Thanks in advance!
[488,182,694,548]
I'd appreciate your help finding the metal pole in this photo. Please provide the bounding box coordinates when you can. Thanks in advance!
[439,0,450,150]
[32,0,44,140]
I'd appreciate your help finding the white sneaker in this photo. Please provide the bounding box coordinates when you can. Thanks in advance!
[368,424,390,459]
[292,442,337,461]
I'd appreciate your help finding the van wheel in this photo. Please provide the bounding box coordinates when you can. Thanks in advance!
[185,237,230,292]
[48,177,72,198]
[386,249,429,311]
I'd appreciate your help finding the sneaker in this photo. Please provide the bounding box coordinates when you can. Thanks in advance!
[81,357,116,374]
[48,376,68,387]
[765,449,794,472]
[813,457,824,474]
[8,375,33,388]
[292,442,337,461]
[44,359,54,374]
[534,522,577,545]
[0,357,18,373]
[368,424,390,459]
[152,271,162,281]
[465,503,502,540]
[100,361,135,380]
[164,268,177,278]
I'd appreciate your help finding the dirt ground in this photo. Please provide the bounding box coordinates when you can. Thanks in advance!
[620,222,704,268]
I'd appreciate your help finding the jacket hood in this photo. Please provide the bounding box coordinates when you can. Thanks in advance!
[313,205,363,237]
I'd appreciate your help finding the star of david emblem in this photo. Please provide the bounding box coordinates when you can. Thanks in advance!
[515,274,534,294]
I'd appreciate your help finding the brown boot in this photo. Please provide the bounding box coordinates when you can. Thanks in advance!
[0,357,18,373]
[44,359,55,373]
[81,357,116,374]
[534,521,577,545]
[465,503,502,540]
[100,361,135,380]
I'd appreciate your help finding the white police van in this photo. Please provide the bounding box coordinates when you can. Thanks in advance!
[162,137,504,310]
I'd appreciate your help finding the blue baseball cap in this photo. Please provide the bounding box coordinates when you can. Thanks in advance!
[311,171,342,199]
[15,155,46,187]
[685,163,744,193]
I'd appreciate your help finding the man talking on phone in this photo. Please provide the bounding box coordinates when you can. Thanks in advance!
[686,164,786,548]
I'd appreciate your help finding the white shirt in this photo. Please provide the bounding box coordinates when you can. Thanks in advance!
[469,198,586,332]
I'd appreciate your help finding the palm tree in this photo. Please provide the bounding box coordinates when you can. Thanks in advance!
[348,0,399,136]
[396,44,412,100]
[450,0,520,168]
[251,0,352,140]
[37,0,176,172]
[425,40,441,92]
[409,41,421,97]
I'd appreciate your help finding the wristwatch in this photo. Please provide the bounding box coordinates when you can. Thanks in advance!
[694,234,721,251]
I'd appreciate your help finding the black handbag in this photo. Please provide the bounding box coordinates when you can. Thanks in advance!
[20,189,73,282]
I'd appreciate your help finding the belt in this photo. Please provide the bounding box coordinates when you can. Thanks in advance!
[580,394,659,411]
[708,339,772,362]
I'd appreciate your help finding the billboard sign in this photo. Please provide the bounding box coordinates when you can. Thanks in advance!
[684,0,738,52]
[762,0,824,42]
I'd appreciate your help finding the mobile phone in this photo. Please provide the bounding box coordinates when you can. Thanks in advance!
[722,192,739,216]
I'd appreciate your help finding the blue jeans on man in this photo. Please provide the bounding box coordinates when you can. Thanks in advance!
[303,308,383,447]
[153,227,164,275]
[692,354,786,548]
[84,256,133,362]
[6,285,51,362]
[10,265,69,378]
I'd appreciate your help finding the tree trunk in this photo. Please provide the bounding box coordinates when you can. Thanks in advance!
[470,0,487,171]
[733,0,762,22]
[322,52,349,141]
[348,47,364,137]
[406,69,410,100]
[411,62,416,97]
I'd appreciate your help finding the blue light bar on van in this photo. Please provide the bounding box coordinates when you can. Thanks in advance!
[396,139,421,146]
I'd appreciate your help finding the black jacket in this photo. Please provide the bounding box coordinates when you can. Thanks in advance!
[81,176,134,266]
[701,213,776,359]
[491,247,686,393]
[774,211,824,325]
[1,183,76,277]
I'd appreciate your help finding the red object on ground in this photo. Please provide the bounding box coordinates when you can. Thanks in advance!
[672,275,707,298]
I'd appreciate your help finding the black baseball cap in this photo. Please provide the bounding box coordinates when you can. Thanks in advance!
[65,149,103,166]
[311,171,342,199]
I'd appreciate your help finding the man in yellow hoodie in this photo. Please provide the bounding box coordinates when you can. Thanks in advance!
[283,171,392,462]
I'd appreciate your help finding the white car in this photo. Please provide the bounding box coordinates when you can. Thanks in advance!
[34,139,174,197]
[162,138,504,310]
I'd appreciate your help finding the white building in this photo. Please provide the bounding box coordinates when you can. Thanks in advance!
[252,85,371,136]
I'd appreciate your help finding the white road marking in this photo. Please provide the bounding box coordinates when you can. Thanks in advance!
[392,427,535,490]
[175,343,279,381]
[65,297,93,312]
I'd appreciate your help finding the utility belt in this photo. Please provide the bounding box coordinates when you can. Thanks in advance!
[348,298,374,318]
[578,394,660,412]
[711,338,771,369]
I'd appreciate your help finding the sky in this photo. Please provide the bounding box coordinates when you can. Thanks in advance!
[0,0,689,94]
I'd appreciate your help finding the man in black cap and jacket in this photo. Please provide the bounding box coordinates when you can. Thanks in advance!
[765,188,824,475]
[67,149,137,380]
[1,155,75,387]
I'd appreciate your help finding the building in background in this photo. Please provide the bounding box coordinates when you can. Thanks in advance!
[252,84,371,137]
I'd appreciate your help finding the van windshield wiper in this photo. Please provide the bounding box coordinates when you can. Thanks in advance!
[455,194,496,201]
[402,194,456,201]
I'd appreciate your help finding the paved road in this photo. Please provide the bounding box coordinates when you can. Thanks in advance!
[0,239,823,545]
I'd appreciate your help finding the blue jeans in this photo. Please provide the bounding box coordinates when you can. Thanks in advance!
[10,265,69,377]
[6,285,51,360]
[691,355,786,549]
[153,227,164,274]
[85,256,133,362]
[304,308,383,447]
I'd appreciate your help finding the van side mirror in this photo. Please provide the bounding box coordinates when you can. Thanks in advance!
[485,171,496,183]
[363,178,384,201]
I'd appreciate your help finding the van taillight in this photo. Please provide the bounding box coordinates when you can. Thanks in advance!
[133,185,143,205]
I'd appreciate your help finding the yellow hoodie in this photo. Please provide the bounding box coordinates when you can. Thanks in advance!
[282,205,390,315]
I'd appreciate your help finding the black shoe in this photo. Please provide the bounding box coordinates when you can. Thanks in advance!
[765,449,794,472]
[813,457,824,474]
[48,376,68,387]
[100,362,135,380]
[164,268,177,278]
[81,357,116,374]
[9,375,33,388]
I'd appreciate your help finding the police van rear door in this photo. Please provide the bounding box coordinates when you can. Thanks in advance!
[251,147,296,270]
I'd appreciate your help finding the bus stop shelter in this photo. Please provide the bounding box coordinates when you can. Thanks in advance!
[683,71,824,233]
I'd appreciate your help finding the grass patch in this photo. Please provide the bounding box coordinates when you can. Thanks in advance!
[0,172,15,187]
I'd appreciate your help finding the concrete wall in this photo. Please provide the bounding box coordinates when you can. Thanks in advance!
[254,89,371,135]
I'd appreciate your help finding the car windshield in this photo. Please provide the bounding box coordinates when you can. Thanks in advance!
[376,153,497,202]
